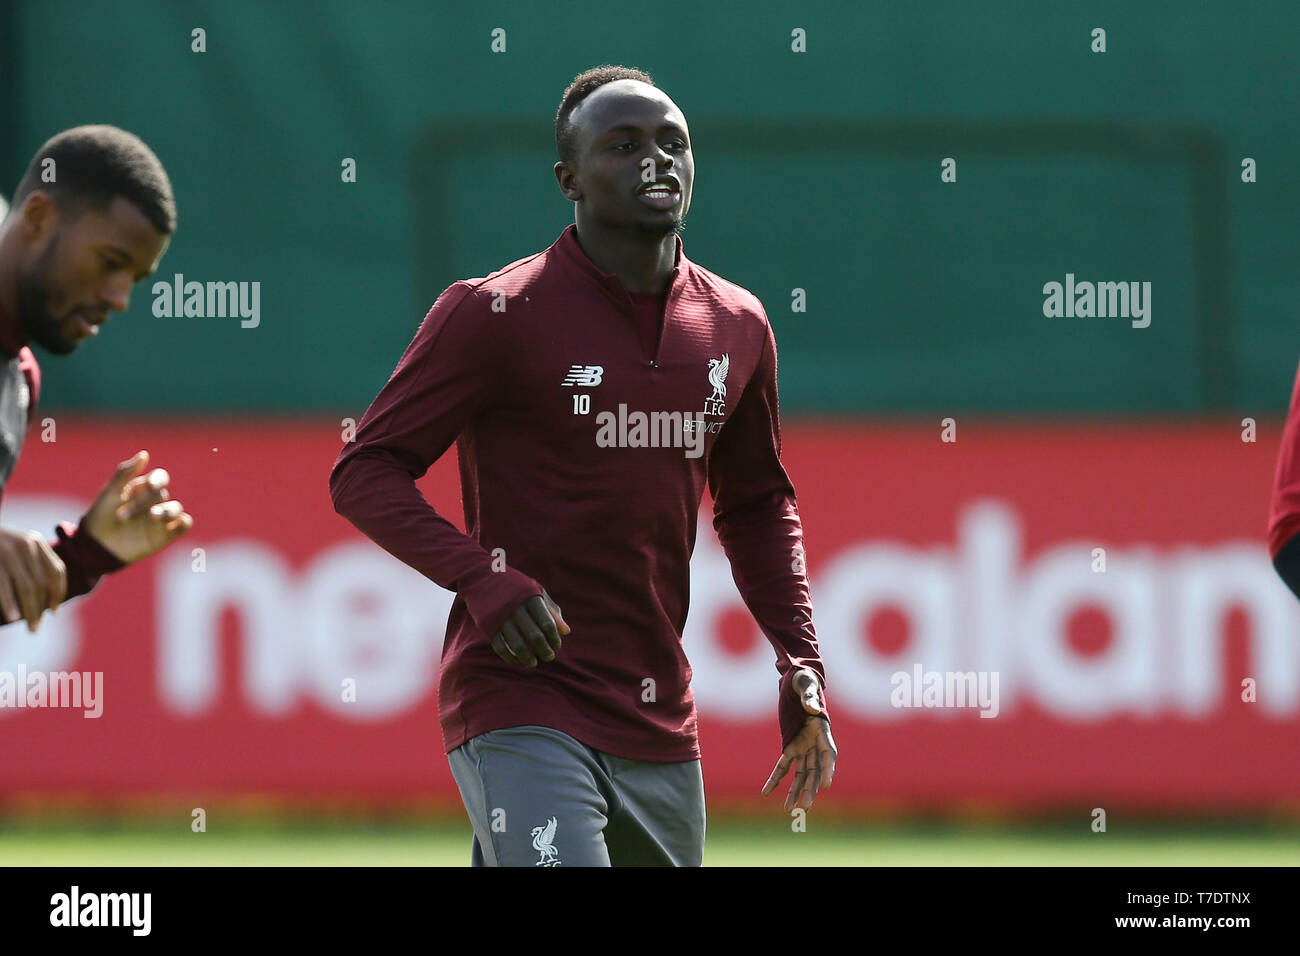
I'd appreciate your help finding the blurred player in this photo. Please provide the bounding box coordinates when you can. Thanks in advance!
[1269,356,1300,598]
[331,66,835,866]
[0,126,193,632]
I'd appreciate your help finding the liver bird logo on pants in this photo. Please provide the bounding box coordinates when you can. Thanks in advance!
[532,816,561,866]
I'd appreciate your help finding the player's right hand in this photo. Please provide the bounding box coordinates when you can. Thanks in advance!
[0,527,67,633]
[490,589,570,667]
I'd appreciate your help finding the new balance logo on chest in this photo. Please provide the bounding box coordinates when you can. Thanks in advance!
[561,365,604,387]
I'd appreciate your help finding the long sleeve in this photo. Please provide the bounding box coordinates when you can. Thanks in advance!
[1269,358,1300,597]
[1273,531,1300,601]
[329,282,542,639]
[1269,358,1300,561]
[51,516,127,600]
[706,317,828,749]
[3,348,125,614]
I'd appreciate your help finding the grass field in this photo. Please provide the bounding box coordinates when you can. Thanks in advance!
[2,818,1297,866]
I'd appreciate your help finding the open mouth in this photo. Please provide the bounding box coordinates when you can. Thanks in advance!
[637,180,681,209]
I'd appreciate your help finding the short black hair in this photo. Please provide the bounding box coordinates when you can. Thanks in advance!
[10,125,176,235]
[555,65,656,168]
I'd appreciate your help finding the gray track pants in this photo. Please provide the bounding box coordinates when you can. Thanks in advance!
[447,724,706,867]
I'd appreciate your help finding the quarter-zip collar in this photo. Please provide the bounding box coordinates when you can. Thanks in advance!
[555,223,687,367]
[555,223,686,308]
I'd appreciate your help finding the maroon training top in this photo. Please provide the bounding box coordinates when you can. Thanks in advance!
[629,290,666,359]
[330,224,827,761]
[1269,355,1300,558]
[0,302,126,601]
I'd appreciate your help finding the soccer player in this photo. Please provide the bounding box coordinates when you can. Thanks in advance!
[0,126,194,632]
[331,66,835,866]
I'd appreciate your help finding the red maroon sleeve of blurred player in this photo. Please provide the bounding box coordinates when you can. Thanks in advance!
[52,516,127,600]
[1268,357,1300,559]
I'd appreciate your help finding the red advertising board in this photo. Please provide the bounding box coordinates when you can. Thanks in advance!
[1,419,1296,812]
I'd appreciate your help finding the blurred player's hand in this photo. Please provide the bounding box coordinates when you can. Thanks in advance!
[0,527,67,632]
[762,668,837,812]
[83,450,194,564]
[490,588,570,667]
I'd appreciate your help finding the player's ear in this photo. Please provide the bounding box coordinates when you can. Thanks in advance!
[19,191,58,241]
[554,162,581,201]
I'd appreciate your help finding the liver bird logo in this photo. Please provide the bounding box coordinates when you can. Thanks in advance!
[531,816,560,866]
[707,353,729,402]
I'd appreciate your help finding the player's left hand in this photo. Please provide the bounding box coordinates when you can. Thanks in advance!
[762,668,836,812]
[82,450,194,564]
